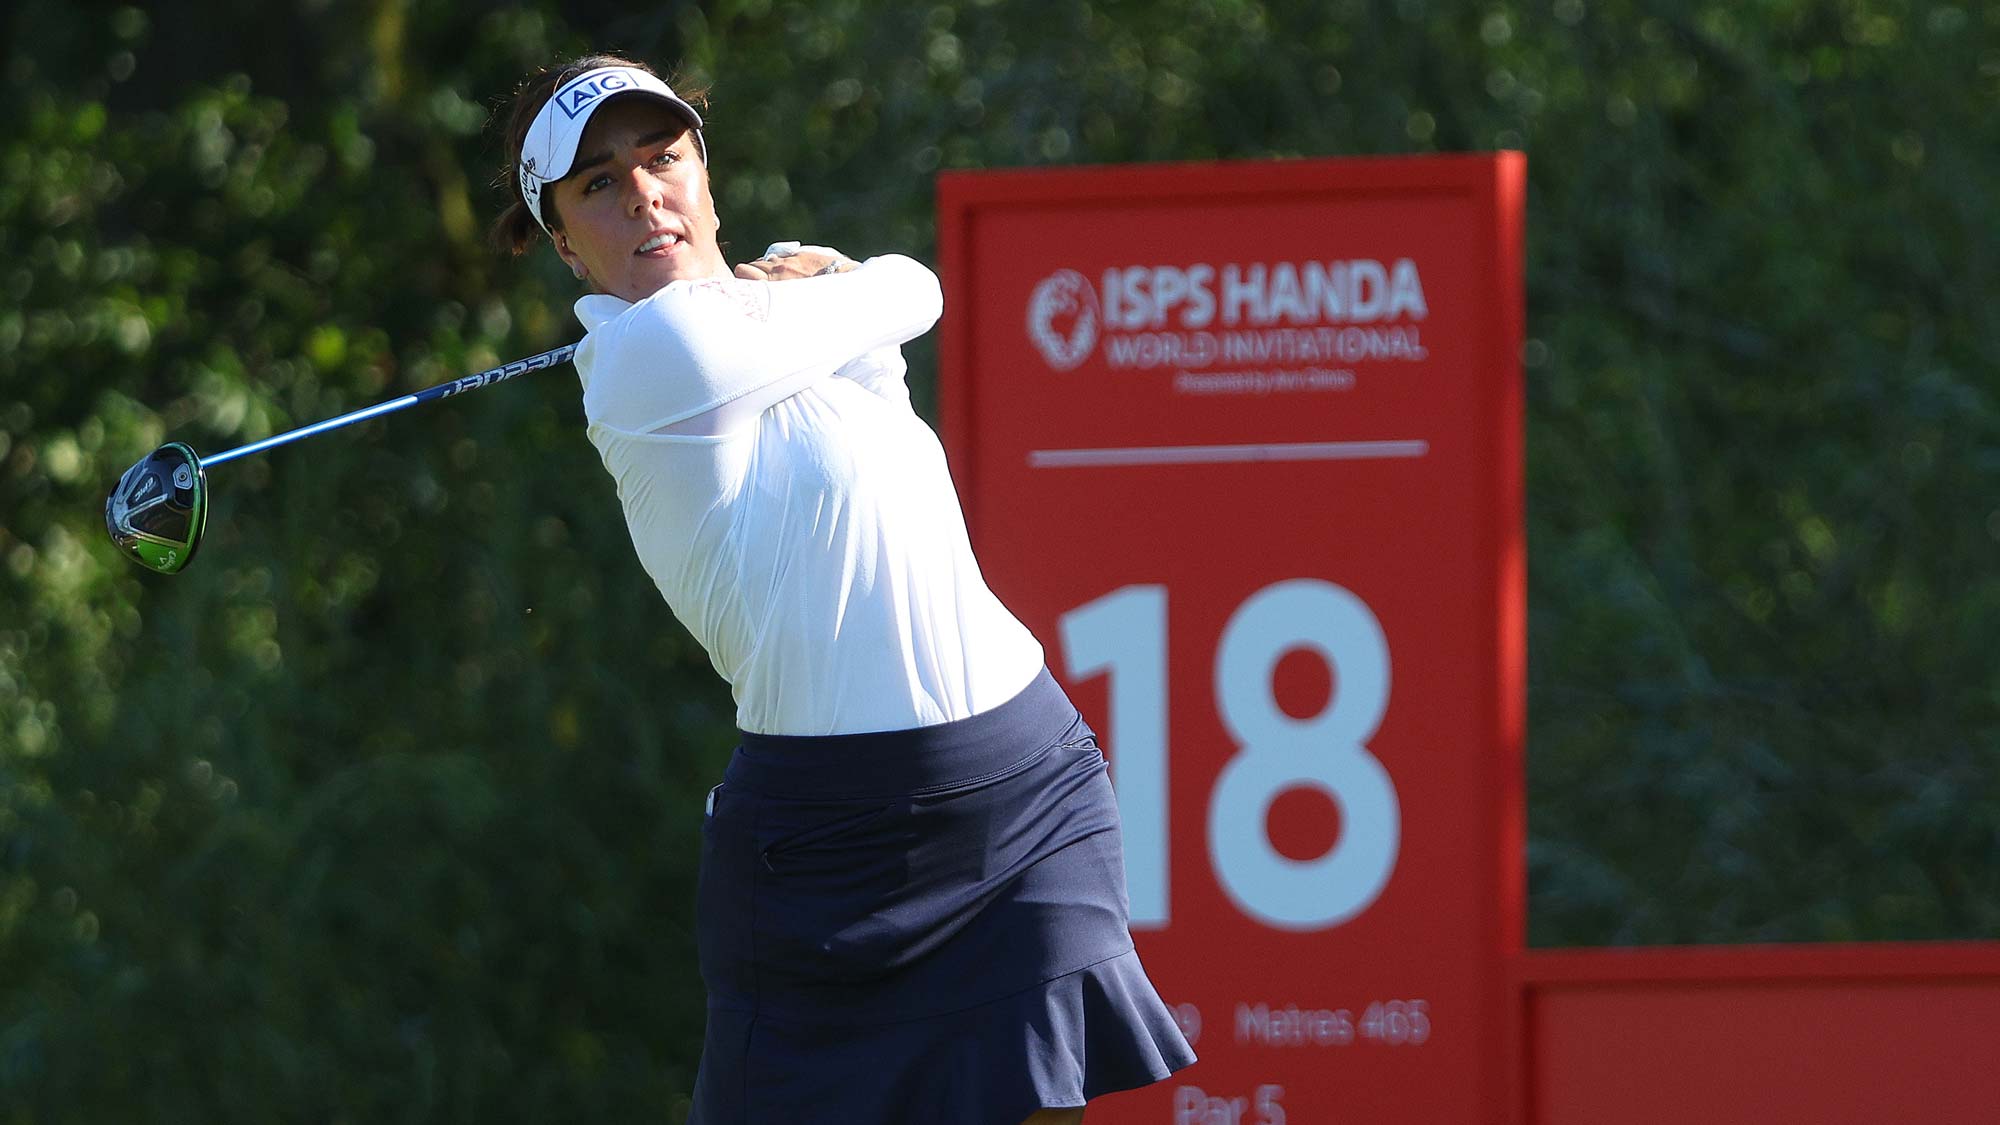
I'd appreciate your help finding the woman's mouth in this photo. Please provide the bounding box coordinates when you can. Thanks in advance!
[636,231,682,255]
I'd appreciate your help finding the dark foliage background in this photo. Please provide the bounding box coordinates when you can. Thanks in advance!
[3,0,1996,1118]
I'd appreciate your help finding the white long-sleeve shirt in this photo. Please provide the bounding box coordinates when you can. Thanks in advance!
[572,254,1044,735]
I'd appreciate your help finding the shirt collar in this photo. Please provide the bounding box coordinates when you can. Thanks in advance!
[574,293,632,332]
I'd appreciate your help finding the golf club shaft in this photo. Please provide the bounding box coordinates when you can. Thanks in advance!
[202,342,579,467]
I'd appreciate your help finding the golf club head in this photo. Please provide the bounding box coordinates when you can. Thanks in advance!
[105,441,208,574]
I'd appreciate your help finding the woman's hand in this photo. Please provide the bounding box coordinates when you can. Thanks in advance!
[733,241,858,282]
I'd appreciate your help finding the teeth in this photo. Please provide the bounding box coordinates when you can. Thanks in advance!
[638,232,679,253]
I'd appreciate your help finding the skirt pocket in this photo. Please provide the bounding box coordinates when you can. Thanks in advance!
[751,799,927,989]
[758,801,901,874]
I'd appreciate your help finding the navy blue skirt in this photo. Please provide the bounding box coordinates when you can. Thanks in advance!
[689,667,1196,1123]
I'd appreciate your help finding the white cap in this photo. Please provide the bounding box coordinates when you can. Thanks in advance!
[517,65,706,235]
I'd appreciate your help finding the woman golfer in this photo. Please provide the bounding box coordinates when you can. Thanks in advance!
[494,55,1195,1124]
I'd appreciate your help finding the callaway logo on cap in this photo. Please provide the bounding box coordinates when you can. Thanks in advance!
[518,66,707,235]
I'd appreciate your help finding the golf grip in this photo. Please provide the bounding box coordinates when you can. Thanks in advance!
[202,342,580,467]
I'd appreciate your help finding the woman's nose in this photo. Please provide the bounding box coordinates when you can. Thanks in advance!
[626,168,666,212]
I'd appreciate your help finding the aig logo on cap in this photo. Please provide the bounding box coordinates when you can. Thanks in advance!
[557,69,638,119]
[1026,270,1100,372]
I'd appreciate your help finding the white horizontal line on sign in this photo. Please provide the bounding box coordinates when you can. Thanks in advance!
[1027,440,1431,468]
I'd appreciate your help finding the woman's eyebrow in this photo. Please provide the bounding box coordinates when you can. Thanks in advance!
[566,129,685,181]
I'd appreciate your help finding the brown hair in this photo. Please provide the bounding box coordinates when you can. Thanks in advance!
[488,54,710,256]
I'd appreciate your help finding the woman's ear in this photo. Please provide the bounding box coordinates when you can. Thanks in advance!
[553,230,587,281]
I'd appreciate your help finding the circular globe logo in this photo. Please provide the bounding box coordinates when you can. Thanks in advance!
[1026,270,1100,371]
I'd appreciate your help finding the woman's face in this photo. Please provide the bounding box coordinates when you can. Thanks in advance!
[549,97,728,302]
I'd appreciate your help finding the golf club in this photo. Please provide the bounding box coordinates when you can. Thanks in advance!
[105,341,579,575]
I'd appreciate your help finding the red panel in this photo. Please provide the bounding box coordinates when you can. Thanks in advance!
[1520,942,2000,983]
[1518,946,2000,1125]
[939,155,1526,1124]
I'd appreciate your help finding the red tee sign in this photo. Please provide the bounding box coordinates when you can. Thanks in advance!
[939,155,1526,1124]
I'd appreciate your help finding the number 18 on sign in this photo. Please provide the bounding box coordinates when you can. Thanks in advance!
[940,154,1525,1123]
[1065,579,1396,932]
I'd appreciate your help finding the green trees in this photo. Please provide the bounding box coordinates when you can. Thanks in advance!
[3,0,1997,1117]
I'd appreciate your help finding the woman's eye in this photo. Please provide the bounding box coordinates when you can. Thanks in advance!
[583,174,612,194]
[651,150,678,168]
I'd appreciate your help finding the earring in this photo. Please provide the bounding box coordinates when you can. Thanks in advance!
[573,266,587,280]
